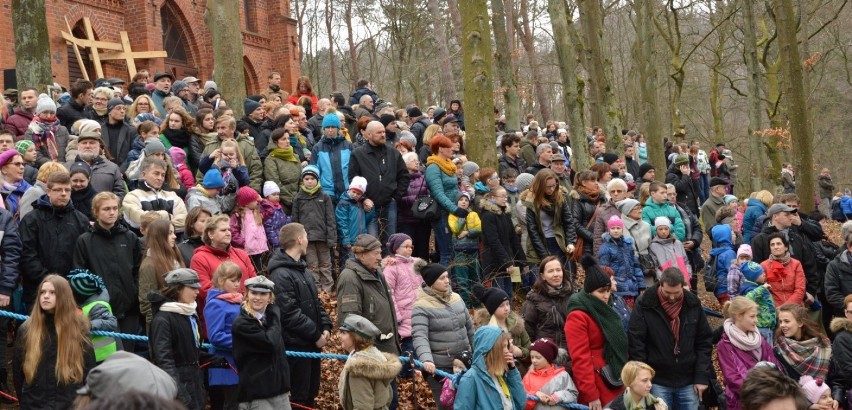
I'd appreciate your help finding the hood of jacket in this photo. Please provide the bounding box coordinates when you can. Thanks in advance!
[381,254,415,268]
[710,224,733,251]
[267,249,306,272]
[831,317,852,334]
[479,198,509,214]
[344,346,402,381]
[83,288,111,305]
[470,326,504,372]
[747,200,767,213]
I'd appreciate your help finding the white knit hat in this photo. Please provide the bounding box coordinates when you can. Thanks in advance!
[262,181,280,198]
[36,93,57,114]
[349,176,368,194]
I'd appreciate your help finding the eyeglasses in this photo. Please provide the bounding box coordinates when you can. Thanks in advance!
[610,189,624,194]
[8,162,25,167]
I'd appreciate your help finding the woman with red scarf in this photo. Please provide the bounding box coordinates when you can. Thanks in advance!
[24,94,71,167]
[759,232,805,307]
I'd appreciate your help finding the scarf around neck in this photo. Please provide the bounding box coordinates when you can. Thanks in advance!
[566,291,628,376]
[28,117,60,160]
[426,155,457,176]
[269,147,299,163]
[301,183,321,195]
[723,318,763,361]
[658,286,685,354]
[160,301,197,316]
[769,251,792,265]
[577,184,601,202]
[623,389,662,410]
[163,128,191,148]
[775,335,832,379]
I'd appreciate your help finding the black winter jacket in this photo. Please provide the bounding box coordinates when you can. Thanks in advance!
[267,250,332,348]
[410,117,431,152]
[19,196,90,304]
[829,317,852,403]
[148,292,205,410]
[73,222,143,318]
[825,250,852,312]
[56,100,86,129]
[0,208,21,297]
[12,316,96,410]
[521,285,573,349]
[569,190,606,257]
[479,199,525,279]
[233,304,291,401]
[348,142,410,206]
[526,194,578,262]
[291,190,337,244]
[628,284,713,388]
[665,165,699,215]
[752,224,820,295]
[675,203,705,273]
[178,236,204,268]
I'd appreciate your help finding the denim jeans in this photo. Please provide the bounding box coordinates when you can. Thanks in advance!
[368,201,398,256]
[699,173,709,204]
[651,384,699,410]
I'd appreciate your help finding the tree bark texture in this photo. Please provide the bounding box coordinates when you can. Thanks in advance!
[459,0,497,169]
[518,0,551,122]
[633,0,665,174]
[345,0,359,86]
[206,0,247,117]
[427,0,457,102]
[742,0,765,192]
[490,0,520,129]
[325,0,337,92]
[12,0,53,92]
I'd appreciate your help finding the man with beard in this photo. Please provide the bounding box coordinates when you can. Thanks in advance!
[64,121,126,199]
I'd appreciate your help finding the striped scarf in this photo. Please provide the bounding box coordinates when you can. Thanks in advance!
[776,335,832,379]
[27,117,60,160]
[658,287,685,354]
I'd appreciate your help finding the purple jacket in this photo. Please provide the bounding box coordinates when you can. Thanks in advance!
[5,108,34,139]
[717,332,781,410]
[398,171,428,224]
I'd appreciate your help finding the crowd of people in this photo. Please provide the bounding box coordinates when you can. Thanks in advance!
[1,71,851,410]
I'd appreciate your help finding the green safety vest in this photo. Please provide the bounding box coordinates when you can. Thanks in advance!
[81,300,118,362]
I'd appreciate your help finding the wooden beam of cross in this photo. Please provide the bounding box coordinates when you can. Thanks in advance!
[99,31,167,79]
[64,17,88,80]
[60,17,122,79]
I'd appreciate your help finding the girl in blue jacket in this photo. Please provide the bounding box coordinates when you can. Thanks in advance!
[204,261,243,409]
[454,326,526,410]
[598,215,645,307]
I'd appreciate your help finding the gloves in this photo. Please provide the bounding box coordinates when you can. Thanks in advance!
[453,208,469,218]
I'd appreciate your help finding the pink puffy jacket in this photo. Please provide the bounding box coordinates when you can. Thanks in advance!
[382,255,423,339]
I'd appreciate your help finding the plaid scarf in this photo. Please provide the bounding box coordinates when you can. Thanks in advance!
[27,116,60,160]
[658,286,685,354]
[776,335,832,379]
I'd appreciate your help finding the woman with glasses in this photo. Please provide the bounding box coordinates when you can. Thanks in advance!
[524,169,579,284]
[0,149,32,217]
[570,170,606,260]
[592,179,631,252]
[480,186,525,299]
[127,95,162,127]
[472,167,500,213]
[84,87,113,123]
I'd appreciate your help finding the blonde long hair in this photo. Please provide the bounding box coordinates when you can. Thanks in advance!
[23,275,91,385]
[484,332,511,376]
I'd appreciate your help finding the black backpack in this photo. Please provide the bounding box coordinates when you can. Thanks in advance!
[703,253,719,293]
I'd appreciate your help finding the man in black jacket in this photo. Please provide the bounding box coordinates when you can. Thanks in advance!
[57,79,93,129]
[667,184,705,286]
[267,223,332,408]
[629,268,713,410]
[348,121,410,253]
[0,207,20,401]
[665,155,699,216]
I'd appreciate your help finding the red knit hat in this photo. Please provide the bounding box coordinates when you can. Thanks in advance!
[236,186,260,208]
[530,338,558,364]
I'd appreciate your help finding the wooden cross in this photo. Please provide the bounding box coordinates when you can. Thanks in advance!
[61,17,167,80]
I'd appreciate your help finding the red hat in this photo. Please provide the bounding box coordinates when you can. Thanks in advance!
[236,186,260,208]
[530,338,558,363]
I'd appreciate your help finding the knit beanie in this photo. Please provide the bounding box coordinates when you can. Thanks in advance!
[674,155,689,166]
[144,139,167,156]
[638,163,655,179]
[516,173,535,192]
[171,81,188,95]
[653,217,672,229]
[616,198,640,216]
[379,114,396,128]
[529,338,558,364]
[67,269,105,298]
[74,119,102,137]
[737,244,753,258]
[386,233,411,254]
[453,350,472,369]
[202,169,225,189]
[407,106,423,118]
[168,146,186,166]
[799,376,830,405]
[472,284,509,316]
[399,131,416,147]
[723,194,738,205]
[607,215,624,230]
[0,150,18,169]
[263,181,280,197]
[236,186,260,208]
[418,263,447,287]
[243,98,261,116]
[462,161,479,178]
[15,140,34,156]
[741,261,764,282]
[349,176,367,194]
[322,113,341,129]
[204,80,218,91]
[107,98,125,113]
[602,152,619,165]
[581,255,611,293]
[301,165,320,180]
[35,93,57,114]
[456,192,471,203]
[69,161,92,178]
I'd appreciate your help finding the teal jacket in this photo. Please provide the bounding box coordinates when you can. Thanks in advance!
[335,193,376,246]
[745,284,777,329]
[642,198,686,241]
[454,326,526,410]
[425,163,460,214]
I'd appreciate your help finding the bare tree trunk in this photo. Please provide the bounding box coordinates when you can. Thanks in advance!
[447,0,464,46]
[206,0,247,116]
[709,0,728,144]
[548,0,590,171]
[633,0,664,173]
[518,0,551,122]
[12,0,52,91]
[345,0,359,86]
[577,0,621,153]
[775,0,815,212]
[427,0,456,102]
[459,0,497,169]
[491,0,520,128]
[742,0,764,191]
[325,0,337,92]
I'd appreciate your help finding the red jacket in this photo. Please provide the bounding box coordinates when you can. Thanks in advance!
[287,93,319,114]
[5,108,34,139]
[190,244,257,310]
[760,258,805,307]
[564,310,624,405]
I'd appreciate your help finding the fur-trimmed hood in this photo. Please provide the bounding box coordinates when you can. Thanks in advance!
[478,198,509,214]
[344,346,403,381]
[473,308,525,337]
[831,317,852,334]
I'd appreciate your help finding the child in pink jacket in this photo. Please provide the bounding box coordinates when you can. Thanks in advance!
[169,146,195,189]
[381,233,424,376]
